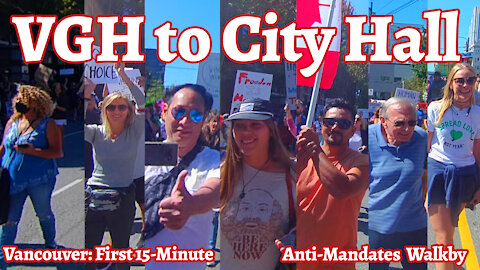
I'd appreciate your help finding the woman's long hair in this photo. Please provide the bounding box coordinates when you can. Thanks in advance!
[434,63,476,126]
[202,111,226,149]
[12,85,53,121]
[220,119,295,212]
[100,92,135,139]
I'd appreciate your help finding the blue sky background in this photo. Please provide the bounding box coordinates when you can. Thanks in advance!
[145,0,220,87]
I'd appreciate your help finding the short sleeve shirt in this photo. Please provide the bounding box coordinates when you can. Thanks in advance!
[144,147,220,270]
[427,102,480,166]
[220,164,296,270]
[297,149,368,270]
[368,124,427,234]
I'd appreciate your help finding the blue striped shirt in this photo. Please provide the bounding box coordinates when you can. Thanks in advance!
[368,124,427,234]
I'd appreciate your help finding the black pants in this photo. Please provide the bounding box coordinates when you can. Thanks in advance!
[369,228,427,270]
[85,187,135,270]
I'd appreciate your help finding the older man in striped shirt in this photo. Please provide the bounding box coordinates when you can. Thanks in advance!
[368,97,428,270]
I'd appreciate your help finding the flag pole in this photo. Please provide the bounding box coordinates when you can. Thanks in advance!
[306,0,337,127]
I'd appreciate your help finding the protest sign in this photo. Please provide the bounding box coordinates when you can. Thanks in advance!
[84,45,119,84]
[107,68,143,101]
[230,70,273,114]
[394,88,420,104]
[285,62,297,110]
[197,53,220,111]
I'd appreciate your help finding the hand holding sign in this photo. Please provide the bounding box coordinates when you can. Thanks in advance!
[158,170,193,230]
[83,78,96,99]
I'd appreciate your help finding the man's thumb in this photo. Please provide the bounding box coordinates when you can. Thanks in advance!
[171,170,188,196]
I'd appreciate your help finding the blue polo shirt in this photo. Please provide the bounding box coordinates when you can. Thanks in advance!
[368,124,427,234]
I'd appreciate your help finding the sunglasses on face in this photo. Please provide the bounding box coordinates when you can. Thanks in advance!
[171,107,204,123]
[106,104,128,112]
[387,119,417,127]
[453,77,476,86]
[323,118,353,129]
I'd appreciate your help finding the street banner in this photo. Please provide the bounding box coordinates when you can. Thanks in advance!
[285,62,297,110]
[395,88,420,104]
[296,0,341,89]
[197,53,220,111]
[230,70,273,114]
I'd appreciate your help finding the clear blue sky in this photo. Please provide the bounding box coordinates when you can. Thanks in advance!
[145,0,220,87]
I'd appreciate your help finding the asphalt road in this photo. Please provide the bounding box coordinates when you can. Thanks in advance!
[8,121,84,270]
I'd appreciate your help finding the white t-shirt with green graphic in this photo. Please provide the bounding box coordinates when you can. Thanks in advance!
[427,102,480,166]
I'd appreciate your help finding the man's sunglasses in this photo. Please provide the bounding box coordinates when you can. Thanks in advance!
[453,77,476,86]
[171,107,204,123]
[106,104,128,112]
[323,118,353,129]
[387,119,417,127]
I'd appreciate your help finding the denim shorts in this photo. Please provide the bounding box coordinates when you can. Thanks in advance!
[427,157,480,226]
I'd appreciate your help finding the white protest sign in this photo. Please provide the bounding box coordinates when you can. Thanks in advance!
[197,53,220,110]
[284,62,297,110]
[231,70,273,114]
[84,45,119,84]
[395,88,420,104]
[107,68,143,101]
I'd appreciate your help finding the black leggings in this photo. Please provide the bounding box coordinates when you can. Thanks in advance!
[85,187,135,270]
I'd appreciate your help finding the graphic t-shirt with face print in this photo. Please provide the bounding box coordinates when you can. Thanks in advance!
[221,163,296,270]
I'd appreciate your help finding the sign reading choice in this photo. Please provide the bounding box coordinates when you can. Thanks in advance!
[84,45,119,84]
[230,70,273,114]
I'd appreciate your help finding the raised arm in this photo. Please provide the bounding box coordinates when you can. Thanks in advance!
[297,126,368,200]
[115,61,145,108]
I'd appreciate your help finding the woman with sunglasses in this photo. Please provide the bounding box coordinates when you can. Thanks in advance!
[220,98,296,270]
[83,62,144,270]
[427,63,480,270]
[0,86,62,269]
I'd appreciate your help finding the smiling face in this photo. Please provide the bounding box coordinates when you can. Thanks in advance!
[451,68,476,105]
[232,119,270,159]
[105,97,129,124]
[321,107,355,146]
[381,103,416,146]
[163,88,205,151]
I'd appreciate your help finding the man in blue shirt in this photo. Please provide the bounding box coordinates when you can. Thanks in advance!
[369,97,427,270]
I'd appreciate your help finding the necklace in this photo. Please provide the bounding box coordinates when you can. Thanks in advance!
[239,160,269,199]
[18,118,38,136]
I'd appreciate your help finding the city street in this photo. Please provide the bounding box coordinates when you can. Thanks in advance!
[8,120,84,269]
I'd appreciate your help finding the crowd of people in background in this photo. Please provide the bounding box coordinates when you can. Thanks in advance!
[0,67,82,270]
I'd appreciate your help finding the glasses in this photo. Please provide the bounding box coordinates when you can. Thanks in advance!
[106,104,128,112]
[387,119,416,127]
[323,118,353,129]
[171,107,204,123]
[453,77,476,86]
